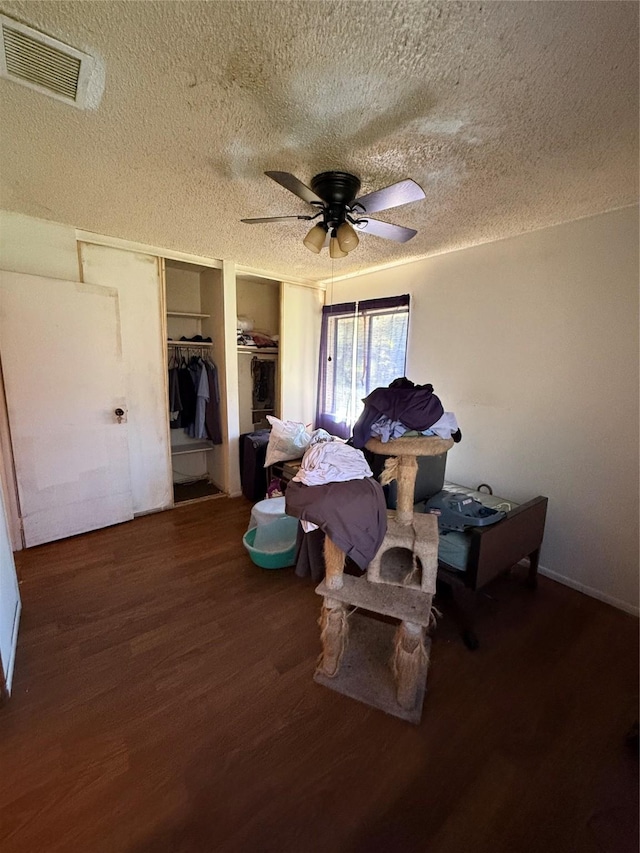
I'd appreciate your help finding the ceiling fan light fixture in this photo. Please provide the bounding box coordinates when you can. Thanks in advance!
[329,236,348,259]
[303,223,327,254]
[336,221,359,252]
[244,171,425,255]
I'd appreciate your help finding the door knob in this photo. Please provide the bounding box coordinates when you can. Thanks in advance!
[115,408,125,423]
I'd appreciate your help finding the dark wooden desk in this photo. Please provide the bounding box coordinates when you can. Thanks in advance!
[436,493,548,649]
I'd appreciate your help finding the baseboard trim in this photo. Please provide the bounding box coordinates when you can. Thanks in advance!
[133,504,171,518]
[537,564,639,617]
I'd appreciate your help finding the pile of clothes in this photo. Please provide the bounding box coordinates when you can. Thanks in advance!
[285,434,387,576]
[351,377,462,448]
[237,329,278,348]
[284,377,460,580]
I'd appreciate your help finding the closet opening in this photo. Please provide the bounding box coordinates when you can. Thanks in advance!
[165,259,226,505]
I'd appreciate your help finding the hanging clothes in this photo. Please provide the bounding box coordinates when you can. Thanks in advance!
[177,361,197,429]
[168,347,222,442]
[168,364,183,428]
[185,357,210,440]
[251,357,276,410]
[204,361,223,444]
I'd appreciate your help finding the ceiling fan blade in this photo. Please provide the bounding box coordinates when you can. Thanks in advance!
[354,179,425,214]
[355,217,418,243]
[241,215,314,223]
[265,171,324,205]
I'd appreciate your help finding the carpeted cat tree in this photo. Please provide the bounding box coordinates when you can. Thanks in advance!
[314,435,454,723]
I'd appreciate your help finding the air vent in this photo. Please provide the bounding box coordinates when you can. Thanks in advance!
[0,15,96,108]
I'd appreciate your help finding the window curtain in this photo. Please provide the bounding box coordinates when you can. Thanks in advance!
[316,295,410,439]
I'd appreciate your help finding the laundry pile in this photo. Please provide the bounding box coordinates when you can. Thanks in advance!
[237,331,279,348]
[283,376,460,579]
[237,315,278,348]
[292,439,373,488]
[285,435,387,572]
[351,377,462,449]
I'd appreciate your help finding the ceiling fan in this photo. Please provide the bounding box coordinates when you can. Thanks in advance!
[241,171,426,258]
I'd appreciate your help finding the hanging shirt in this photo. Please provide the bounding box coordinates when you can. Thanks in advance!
[252,357,276,407]
[186,361,210,439]
[168,367,182,428]
[177,365,197,429]
[205,361,223,445]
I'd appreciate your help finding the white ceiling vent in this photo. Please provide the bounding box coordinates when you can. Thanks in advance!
[0,15,96,108]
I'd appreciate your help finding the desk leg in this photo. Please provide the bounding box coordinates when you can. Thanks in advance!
[450,583,479,651]
[527,549,540,589]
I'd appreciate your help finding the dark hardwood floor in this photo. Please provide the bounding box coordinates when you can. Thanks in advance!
[1,497,637,853]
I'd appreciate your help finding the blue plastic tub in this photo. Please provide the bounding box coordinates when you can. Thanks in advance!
[242,515,298,569]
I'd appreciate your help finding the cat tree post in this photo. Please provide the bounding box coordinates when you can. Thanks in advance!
[365,436,453,593]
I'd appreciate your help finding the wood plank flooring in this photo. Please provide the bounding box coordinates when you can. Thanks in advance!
[1,497,637,853]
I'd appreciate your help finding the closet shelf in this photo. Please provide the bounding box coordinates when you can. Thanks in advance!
[168,340,212,348]
[167,311,210,319]
[237,346,278,354]
[171,441,214,456]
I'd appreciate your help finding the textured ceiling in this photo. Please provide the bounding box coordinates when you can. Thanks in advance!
[0,1,638,283]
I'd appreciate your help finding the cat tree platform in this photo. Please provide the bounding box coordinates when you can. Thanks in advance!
[314,611,431,724]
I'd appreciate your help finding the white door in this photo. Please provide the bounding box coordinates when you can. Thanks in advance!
[0,271,134,546]
[0,483,20,696]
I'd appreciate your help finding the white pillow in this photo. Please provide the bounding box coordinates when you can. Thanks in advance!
[264,416,312,467]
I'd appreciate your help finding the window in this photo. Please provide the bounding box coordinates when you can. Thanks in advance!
[316,294,410,439]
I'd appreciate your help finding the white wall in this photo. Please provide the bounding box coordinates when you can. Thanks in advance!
[280,282,324,427]
[236,277,280,337]
[0,211,81,544]
[222,261,241,496]
[333,207,639,614]
[0,212,79,281]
